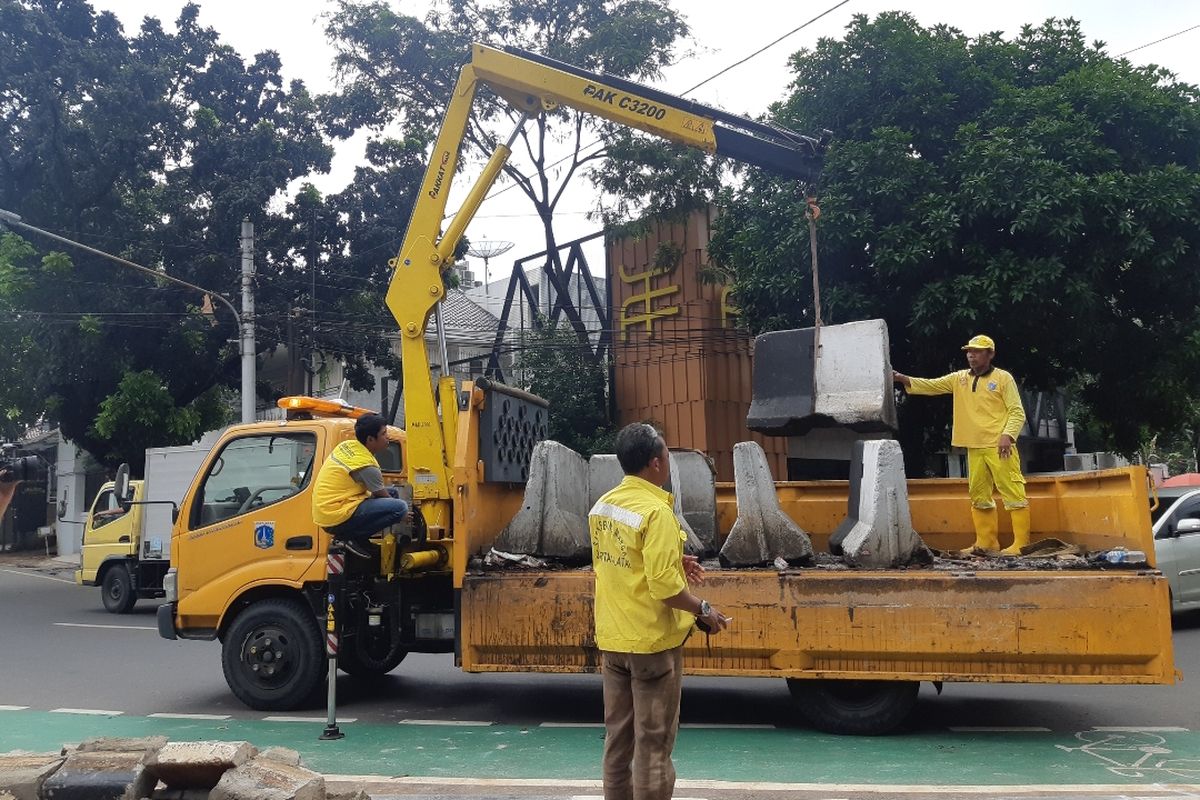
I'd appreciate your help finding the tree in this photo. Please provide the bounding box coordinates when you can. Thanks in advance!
[0,1,338,469]
[516,323,612,456]
[706,14,1200,460]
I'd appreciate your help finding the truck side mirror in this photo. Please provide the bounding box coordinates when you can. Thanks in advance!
[114,463,132,510]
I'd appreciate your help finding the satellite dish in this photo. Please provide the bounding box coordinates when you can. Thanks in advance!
[466,239,514,294]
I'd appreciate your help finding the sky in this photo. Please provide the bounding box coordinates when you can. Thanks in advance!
[89,0,1200,283]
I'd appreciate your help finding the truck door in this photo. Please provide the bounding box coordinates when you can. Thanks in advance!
[1157,494,1200,609]
[178,431,320,597]
[80,484,140,583]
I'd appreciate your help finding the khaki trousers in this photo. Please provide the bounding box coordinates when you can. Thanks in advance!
[601,647,684,800]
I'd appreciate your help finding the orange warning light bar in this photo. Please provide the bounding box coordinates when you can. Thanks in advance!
[276,396,375,420]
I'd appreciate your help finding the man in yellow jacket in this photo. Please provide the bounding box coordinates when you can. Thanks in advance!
[893,335,1029,556]
[590,423,728,800]
[312,413,411,559]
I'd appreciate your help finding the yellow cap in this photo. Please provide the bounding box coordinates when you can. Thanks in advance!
[961,334,995,351]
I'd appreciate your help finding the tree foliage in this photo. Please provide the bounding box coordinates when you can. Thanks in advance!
[707,14,1200,456]
[516,323,612,456]
[0,1,431,470]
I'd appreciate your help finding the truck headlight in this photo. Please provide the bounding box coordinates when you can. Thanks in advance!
[163,568,177,603]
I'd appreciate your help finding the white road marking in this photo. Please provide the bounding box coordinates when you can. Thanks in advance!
[948,726,1052,732]
[148,713,231,720]
[0,705,30,711]
[399,719,494,726]
[50,708,123,716]
[262,716,356,723]
[539,722,604,728]
[1091,725,1190,732]
[54,622,156,631]
[0,569,74,584]
[679,723,775,729]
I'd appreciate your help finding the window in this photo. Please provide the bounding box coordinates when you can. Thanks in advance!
[191,433,316,529]
[376,441,404,473]
[90,488,128,529]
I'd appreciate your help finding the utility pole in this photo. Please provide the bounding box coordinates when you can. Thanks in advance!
[240,218,256,423]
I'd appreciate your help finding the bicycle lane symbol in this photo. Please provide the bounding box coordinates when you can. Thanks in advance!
[1055,729,1200,780]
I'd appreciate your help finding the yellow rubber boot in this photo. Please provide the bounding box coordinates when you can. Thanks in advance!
[960,507,1000,556]
[1001,507,1031,556]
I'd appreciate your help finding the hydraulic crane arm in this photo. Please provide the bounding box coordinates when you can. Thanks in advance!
[386,43,826,521]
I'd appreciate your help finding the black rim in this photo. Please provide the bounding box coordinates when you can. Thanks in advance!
[106,573,125,602]
[239,624,296,690]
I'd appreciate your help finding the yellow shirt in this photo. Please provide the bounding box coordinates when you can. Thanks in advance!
[589,475,693,654]
[906,367,1026,449]
[312,439,378,527]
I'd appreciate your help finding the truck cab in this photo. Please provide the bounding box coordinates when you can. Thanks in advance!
[76,479,149,613]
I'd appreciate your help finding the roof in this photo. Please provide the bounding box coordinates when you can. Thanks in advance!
[440,288,498,336]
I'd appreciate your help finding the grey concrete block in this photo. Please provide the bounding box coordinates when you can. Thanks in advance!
[73,737,168,755]
[210,759,324,800]
[41,750,155,800]
[0,753,64,800]
[256,747,301,767]
[829,440,930,568]
[494,440,590,562]
[719,441,814,567]
[667,450,718,553]
[748,320,897,436]
[145,741,257,790]
[590,452,710,556]
[326,785,370,800]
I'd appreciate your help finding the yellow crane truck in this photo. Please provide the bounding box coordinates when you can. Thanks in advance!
[154,44,1176,734]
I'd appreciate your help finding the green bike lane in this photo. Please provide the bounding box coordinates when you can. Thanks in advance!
[3,709,1199,788]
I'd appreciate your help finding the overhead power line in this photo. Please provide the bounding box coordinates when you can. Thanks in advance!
[1117,23,1200,57]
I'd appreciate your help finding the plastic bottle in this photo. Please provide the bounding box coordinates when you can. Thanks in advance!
[1103,548,1147,565]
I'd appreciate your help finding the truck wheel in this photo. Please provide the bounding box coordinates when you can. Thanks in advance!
[338,633,407,678]
[222,599,324,711]
[787,679,919,735]
[101,565,137,614]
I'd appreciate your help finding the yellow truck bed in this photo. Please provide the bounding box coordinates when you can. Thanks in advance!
[459,467,1176,686]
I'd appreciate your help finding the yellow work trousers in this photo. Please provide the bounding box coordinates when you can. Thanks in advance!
[967,447,1028,510]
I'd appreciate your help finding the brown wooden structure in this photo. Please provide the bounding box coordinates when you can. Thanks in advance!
[608,207,787,481]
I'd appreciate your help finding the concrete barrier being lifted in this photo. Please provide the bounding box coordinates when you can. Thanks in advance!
[829,440,931,568]
[719,441,814,567]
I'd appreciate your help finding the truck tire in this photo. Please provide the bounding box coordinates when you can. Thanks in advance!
[787,679,919,735]
[339,633,407,678]
[222,599,324,711]
[101,564,137,614]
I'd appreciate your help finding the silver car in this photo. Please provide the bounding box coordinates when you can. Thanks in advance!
[1150,487,1200,614]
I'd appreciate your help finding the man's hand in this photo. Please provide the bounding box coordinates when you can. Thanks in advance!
[698,602,730,634]
[683,554,705,586]
[998,434,1015,459]
[892,370,911,388]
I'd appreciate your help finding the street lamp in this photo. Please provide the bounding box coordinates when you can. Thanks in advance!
[0,207,255,422]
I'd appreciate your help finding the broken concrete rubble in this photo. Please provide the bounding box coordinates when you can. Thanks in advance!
[719,441,814,567]
[210,757,325,800]
[145,741,257,790]
[0,753,62,800]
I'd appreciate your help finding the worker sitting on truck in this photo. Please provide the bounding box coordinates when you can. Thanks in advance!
[893,334,1030,557]
[312,413,412,559]
[590,422,729,800]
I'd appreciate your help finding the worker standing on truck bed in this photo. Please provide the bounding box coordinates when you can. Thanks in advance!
[893,334,1030,557]
[589,423,729,800]
[312,413,412,559]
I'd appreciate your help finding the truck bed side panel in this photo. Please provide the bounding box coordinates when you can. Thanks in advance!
[460,570,1175,684]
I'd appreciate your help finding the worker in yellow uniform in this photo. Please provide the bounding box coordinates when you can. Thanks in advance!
[312,413,411,559]
[893,335,1029,556]
[590,423,729,800]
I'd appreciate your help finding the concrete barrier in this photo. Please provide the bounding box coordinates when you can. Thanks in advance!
[748,319,897,436]
[666,450,718,553]
[829,440,930,567]
[494,440,590,562]
[719,441,814,567]
[588,454,705,555]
